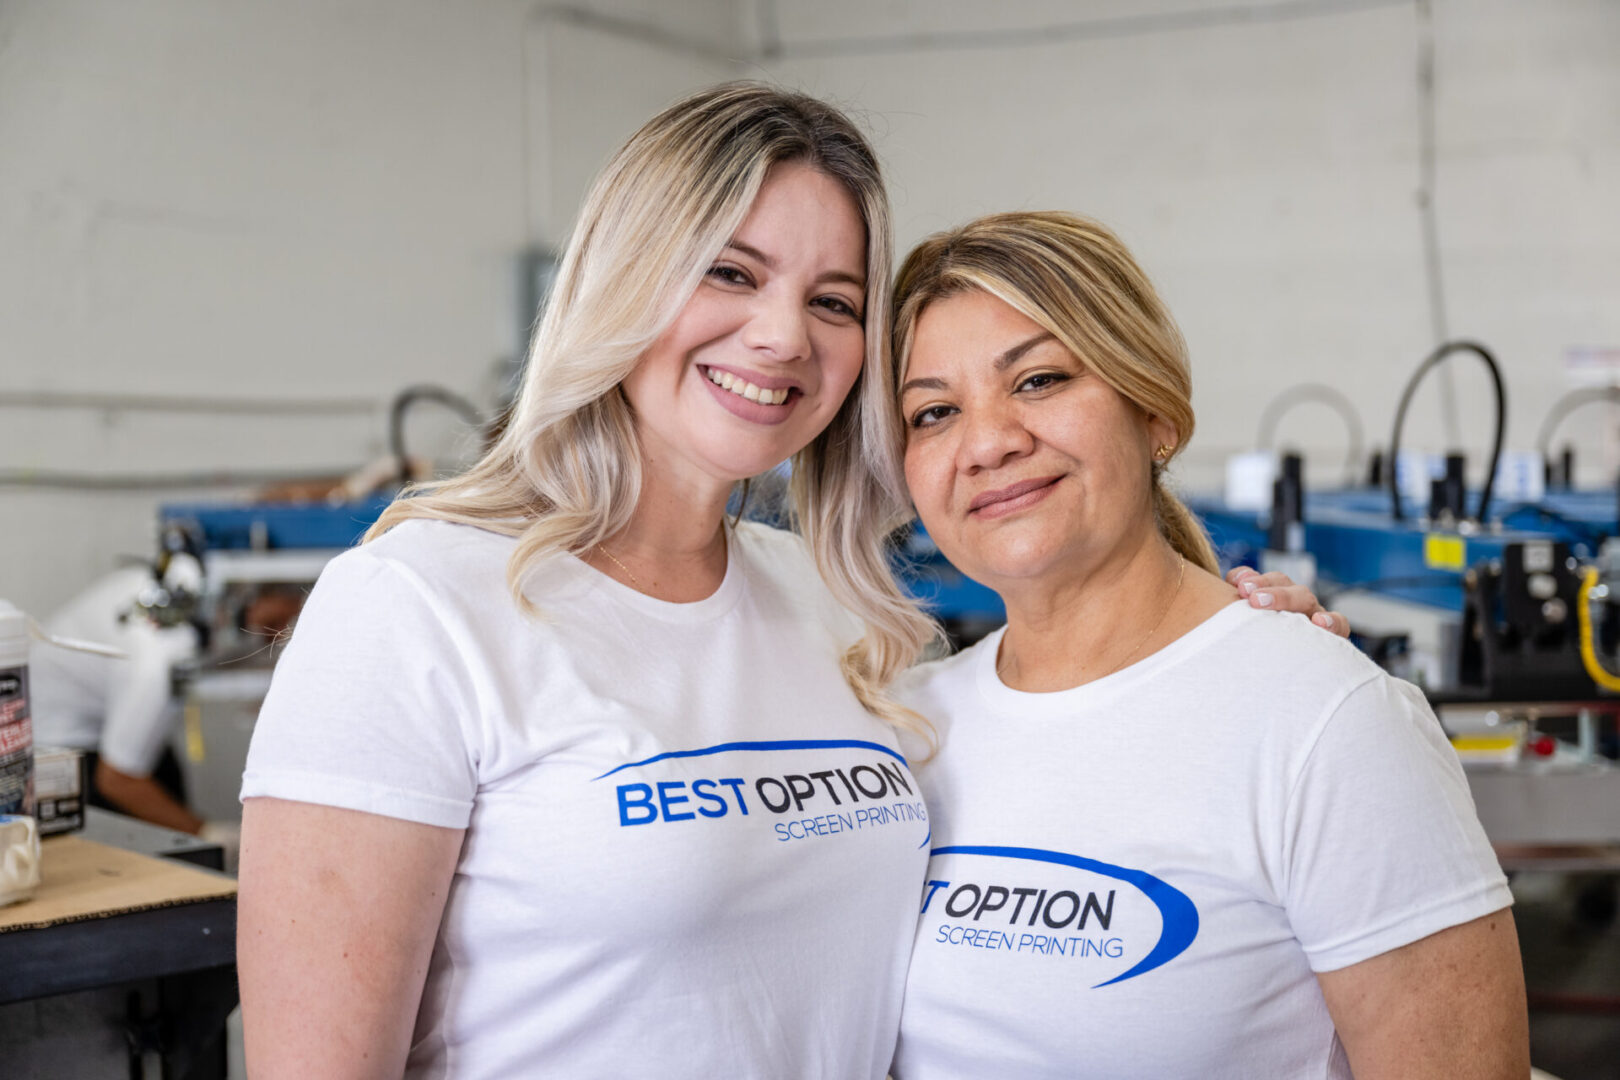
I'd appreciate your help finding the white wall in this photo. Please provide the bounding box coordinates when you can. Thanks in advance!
[0,0,738,616]
[3,0,1616,616]
[757,0,1620,493]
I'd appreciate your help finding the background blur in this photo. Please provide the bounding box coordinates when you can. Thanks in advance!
[3,0,1616,615]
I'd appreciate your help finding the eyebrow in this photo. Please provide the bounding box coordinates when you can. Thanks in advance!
[725,241,865,290]
[994,332,1057,371]
[900,331,1058,398]
[899,375,946,396]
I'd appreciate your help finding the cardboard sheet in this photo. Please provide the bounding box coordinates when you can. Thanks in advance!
[0,834,236,933]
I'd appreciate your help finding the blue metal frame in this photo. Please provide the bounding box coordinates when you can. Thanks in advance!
[160,497,394,552]
[159,489,1606,623]
[1188,489,1603,612]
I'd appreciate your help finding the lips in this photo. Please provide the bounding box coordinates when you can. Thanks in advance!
[969,475,1062,516]
[700,364,805,398]
[697,364,805,427]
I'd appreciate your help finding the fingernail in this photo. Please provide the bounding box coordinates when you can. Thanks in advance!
[1255,592,1273,607]
[1241,581,1256,595]
[1313,612,1331,627]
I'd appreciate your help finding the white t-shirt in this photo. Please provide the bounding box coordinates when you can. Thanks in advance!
[31,566,198,776]
[241,519,929,1079]
[892,602,1510,1080]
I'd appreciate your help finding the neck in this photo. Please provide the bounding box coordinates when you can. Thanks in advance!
[996,532,1186,692]
[593,455,735,602]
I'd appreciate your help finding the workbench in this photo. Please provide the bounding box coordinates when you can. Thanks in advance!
[0,810,236,1079]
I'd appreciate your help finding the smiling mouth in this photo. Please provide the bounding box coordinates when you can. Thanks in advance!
[969,476,1062,515]
[703,366,797,406]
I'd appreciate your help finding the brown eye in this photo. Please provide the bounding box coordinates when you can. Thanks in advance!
[910,404,956,428]
[1017,372,1067,392]
[813,295,862,322]
[707,265,751,286]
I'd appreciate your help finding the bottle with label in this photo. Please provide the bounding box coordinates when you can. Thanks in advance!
[0,600,31,817]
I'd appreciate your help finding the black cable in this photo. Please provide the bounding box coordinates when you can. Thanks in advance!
[1255,383,1365,485]
[1386,340,1506,524]
[1536,386,1620,461]
[388,385,485,484]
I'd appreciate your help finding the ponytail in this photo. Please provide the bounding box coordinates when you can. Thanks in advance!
[1151,472,1218,574]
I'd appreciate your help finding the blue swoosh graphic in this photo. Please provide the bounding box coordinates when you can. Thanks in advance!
[918,827,932,851]
[931,844,1199,988]
[593,738,910,781]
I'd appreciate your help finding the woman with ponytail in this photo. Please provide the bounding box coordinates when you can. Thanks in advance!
[887,212,1527,1080]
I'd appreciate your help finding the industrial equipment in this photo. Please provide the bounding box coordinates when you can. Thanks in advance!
[143,384,487,821]
[1189,340,1620,857]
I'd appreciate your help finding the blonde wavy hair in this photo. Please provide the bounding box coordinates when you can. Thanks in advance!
[890,211,1218,573]
[368,82,939,730]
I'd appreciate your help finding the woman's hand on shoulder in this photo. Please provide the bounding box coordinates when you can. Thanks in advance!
[1226,567,1349,637]
[238,797,465,1079]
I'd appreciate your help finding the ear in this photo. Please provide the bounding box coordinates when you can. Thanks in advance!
[1146,414,1180,458]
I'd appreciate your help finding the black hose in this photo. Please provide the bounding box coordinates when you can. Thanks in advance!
[1536,385,1620,461]
[1386,340,1506,523]
[1255,383,1365,485]
[388,385,485,484]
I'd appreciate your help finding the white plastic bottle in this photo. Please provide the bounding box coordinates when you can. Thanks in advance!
[0,599,31,818]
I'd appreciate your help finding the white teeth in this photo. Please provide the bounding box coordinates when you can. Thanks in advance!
[705,368,789,406]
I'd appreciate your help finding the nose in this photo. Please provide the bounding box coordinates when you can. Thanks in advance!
[740,288,811,363]
[956,399,1034,474]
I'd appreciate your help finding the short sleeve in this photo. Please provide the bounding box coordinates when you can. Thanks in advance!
[98,622,198,777]
[1282,674,1512,972]
[240,547,481,829]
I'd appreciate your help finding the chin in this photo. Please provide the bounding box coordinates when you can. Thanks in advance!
[698,443,796,484]
[961,530,1062,577]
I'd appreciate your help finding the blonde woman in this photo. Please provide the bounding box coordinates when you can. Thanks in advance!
[236,83,944,1079]
[888,212,1528,1079]
[236,85,1333,1077]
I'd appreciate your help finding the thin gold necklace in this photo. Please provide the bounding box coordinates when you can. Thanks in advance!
[999,555,1186,685]
[596,544,641,590]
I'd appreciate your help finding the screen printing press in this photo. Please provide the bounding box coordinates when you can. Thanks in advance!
[154,498,391,822]
[1181,485,1620,868]
[160,486,1620,868]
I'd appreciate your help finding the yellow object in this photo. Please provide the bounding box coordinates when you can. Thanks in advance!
[1423,533,1467,571]
[184,701,206,764]
[1450,734,1521,753]
[1448,732,1523,764]
[1577,567,1620,692]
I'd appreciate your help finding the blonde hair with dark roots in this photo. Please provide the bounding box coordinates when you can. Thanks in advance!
[890,211,1218,573]
[368,82,939,733]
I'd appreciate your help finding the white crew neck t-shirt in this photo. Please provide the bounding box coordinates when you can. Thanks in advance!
[242,519,929,1079]
[893,602,1510,1080]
